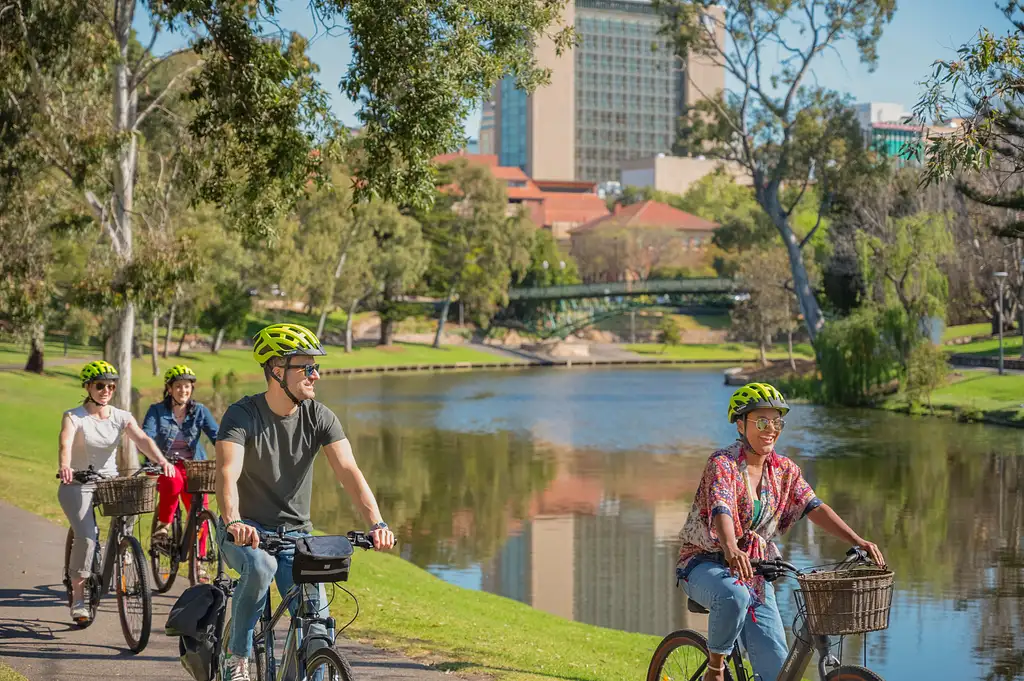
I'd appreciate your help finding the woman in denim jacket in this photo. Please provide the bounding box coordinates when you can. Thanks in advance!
[142,365,219,539]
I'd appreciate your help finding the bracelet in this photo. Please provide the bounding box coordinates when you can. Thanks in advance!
[224,519,245,530]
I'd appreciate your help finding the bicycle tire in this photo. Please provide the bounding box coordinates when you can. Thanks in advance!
[647,629,735,681]
[151,508,182,593]
[306,645,355,681]
[189,508,223,585]
[116,534,152,653]
[825,665,886,681]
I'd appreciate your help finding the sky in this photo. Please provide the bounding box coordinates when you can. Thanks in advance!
[136,0,1010,139]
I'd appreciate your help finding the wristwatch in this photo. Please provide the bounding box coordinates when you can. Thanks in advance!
[370,521,389,531]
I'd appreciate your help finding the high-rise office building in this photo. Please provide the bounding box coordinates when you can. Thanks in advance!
[480,0,724,183]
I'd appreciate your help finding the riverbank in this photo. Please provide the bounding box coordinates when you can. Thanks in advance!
[0,368,671,681]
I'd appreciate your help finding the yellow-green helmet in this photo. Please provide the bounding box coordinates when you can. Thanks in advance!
[728,382,789,423]
[80,360,119,387]
[164,364,197,384]
[252,323,326,365]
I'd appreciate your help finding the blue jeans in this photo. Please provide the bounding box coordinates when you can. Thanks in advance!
[680,560,789,681]
[218,519,328,660]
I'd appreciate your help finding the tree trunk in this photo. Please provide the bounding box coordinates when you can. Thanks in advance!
[379,316,394,347]
[111,304,136,473]
[176,319,190,356]
[112,0,138,474]
[103,334,113,362]
[788,328,796,372]
[345,299,358,353]
[317,250,349,338]
[767,201,824,343]
[151,313,159,376]
[759,335,768,368]
[433,288,455,349]
[163,302,176,359]
[212,328,226,354]
[24,322,45,373]
[132,330,142,359]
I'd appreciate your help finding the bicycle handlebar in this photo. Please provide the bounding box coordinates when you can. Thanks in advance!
[752,547,877,582]
[255,530,377,555]
[57,462,164,484]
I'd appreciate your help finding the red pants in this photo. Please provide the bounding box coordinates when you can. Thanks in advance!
[157,461,209,555]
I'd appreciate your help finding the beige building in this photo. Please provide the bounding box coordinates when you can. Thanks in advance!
[620,154,753,195]
[481,1,725,184]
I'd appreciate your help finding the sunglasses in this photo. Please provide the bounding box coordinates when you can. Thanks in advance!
[749,416,785,432]
[91,382,116,392]
[287,363,320,378]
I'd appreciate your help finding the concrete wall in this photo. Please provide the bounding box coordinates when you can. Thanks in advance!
[620,155,752,195]
[527,2,576,181]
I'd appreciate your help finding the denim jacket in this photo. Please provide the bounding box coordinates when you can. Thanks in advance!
[142,399,219,461]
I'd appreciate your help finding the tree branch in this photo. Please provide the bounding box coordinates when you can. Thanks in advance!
[132,48,195,91]
[133,63,202,130]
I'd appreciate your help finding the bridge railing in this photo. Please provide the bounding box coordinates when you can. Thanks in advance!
[507,278,742,301]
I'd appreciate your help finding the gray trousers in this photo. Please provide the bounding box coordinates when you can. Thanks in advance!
[58,482,99,579]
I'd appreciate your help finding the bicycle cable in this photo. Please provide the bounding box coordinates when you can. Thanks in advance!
[323,583,360,634]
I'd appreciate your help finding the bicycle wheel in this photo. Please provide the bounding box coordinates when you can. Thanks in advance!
[115,534,152,653]
[647,629,734,681]
[151,508,182,593]
[306,645,355,681]
[825,665,886,681]
[189,508,223,585]
[63,529,74,609]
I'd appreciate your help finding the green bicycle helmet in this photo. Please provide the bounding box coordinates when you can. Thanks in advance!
[252,323,326,365]
[164,364,197,384]
[727,382,789,423]
[80,360,119,387]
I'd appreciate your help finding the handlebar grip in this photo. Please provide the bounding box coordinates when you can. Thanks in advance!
[347,531,375,550]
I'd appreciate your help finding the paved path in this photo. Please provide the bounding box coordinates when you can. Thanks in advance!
[0,501,451,680]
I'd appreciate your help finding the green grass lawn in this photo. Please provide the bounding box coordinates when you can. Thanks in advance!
[667,312,731,332]
[944,334,1023,358]
[884,373,1024,425]
[0,662,28,681]
[626,342,815,361]
[6,343,518,395]
[942,322,992,342]
[0,340,96,367]
[0,368,674,681]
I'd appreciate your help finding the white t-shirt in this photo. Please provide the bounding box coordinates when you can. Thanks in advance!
[64,405,134,476]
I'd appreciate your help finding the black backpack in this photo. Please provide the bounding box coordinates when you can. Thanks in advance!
[165,583,228,681]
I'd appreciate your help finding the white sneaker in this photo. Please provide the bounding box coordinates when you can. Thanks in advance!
[225,655,250,681]
[70,600,90,622]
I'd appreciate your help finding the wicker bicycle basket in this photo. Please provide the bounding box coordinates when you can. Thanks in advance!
[94,475,157,517]
[183,460,217,494]
[795,568,895,636]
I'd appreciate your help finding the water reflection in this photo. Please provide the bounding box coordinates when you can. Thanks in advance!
[202,368,1024,681]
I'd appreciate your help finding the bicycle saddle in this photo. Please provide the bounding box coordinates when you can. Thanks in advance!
[686,598,709,615]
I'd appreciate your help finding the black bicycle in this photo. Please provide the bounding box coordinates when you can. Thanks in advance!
[218,529,376,681]
[59,463,161,653]
[647,548,893,681]
[149,455,223,592]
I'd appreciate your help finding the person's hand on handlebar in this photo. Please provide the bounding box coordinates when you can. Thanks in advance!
[228,521,259,548]
[370,524,396,551]
[855,539,886,568]
[723,542,754,581]
[58,466,74,484]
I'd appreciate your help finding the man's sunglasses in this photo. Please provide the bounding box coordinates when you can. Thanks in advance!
[91,382,117,392]
[287,363,320,378]
[748,416,785,432]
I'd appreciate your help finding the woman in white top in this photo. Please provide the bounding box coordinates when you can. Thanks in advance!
[57,360,174,624]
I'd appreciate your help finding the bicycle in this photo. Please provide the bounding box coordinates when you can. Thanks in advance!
[58,463,161,653]
[647,548,893,681]
[217,529,376,681]
[149,455,223,592]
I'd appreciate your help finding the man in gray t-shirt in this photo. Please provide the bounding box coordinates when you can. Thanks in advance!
[215,323,395,681]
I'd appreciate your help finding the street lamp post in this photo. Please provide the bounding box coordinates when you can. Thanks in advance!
[995,271,1009,375]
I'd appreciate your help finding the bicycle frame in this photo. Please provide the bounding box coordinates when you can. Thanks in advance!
[728,617,837,681]
[92,510,134,592]
[167,491,207,560]
[253,583,336,681]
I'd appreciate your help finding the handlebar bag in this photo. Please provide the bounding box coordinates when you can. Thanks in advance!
[293,535,354,584]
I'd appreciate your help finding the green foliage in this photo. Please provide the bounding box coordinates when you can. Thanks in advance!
[517,229,581,288]
[815,305,920,406]
[199,283,253,339]
[905,341,950,413]
[729,246,806,364]
[657,316,682,350]
[856,212,953,325]
[423,159,533,325]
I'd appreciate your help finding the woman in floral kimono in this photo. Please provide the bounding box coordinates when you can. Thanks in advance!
[677,383,885,681]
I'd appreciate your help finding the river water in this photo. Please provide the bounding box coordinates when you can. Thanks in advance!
[226,367,1023,681]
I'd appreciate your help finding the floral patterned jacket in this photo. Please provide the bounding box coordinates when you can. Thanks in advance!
[677,440,822,607]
